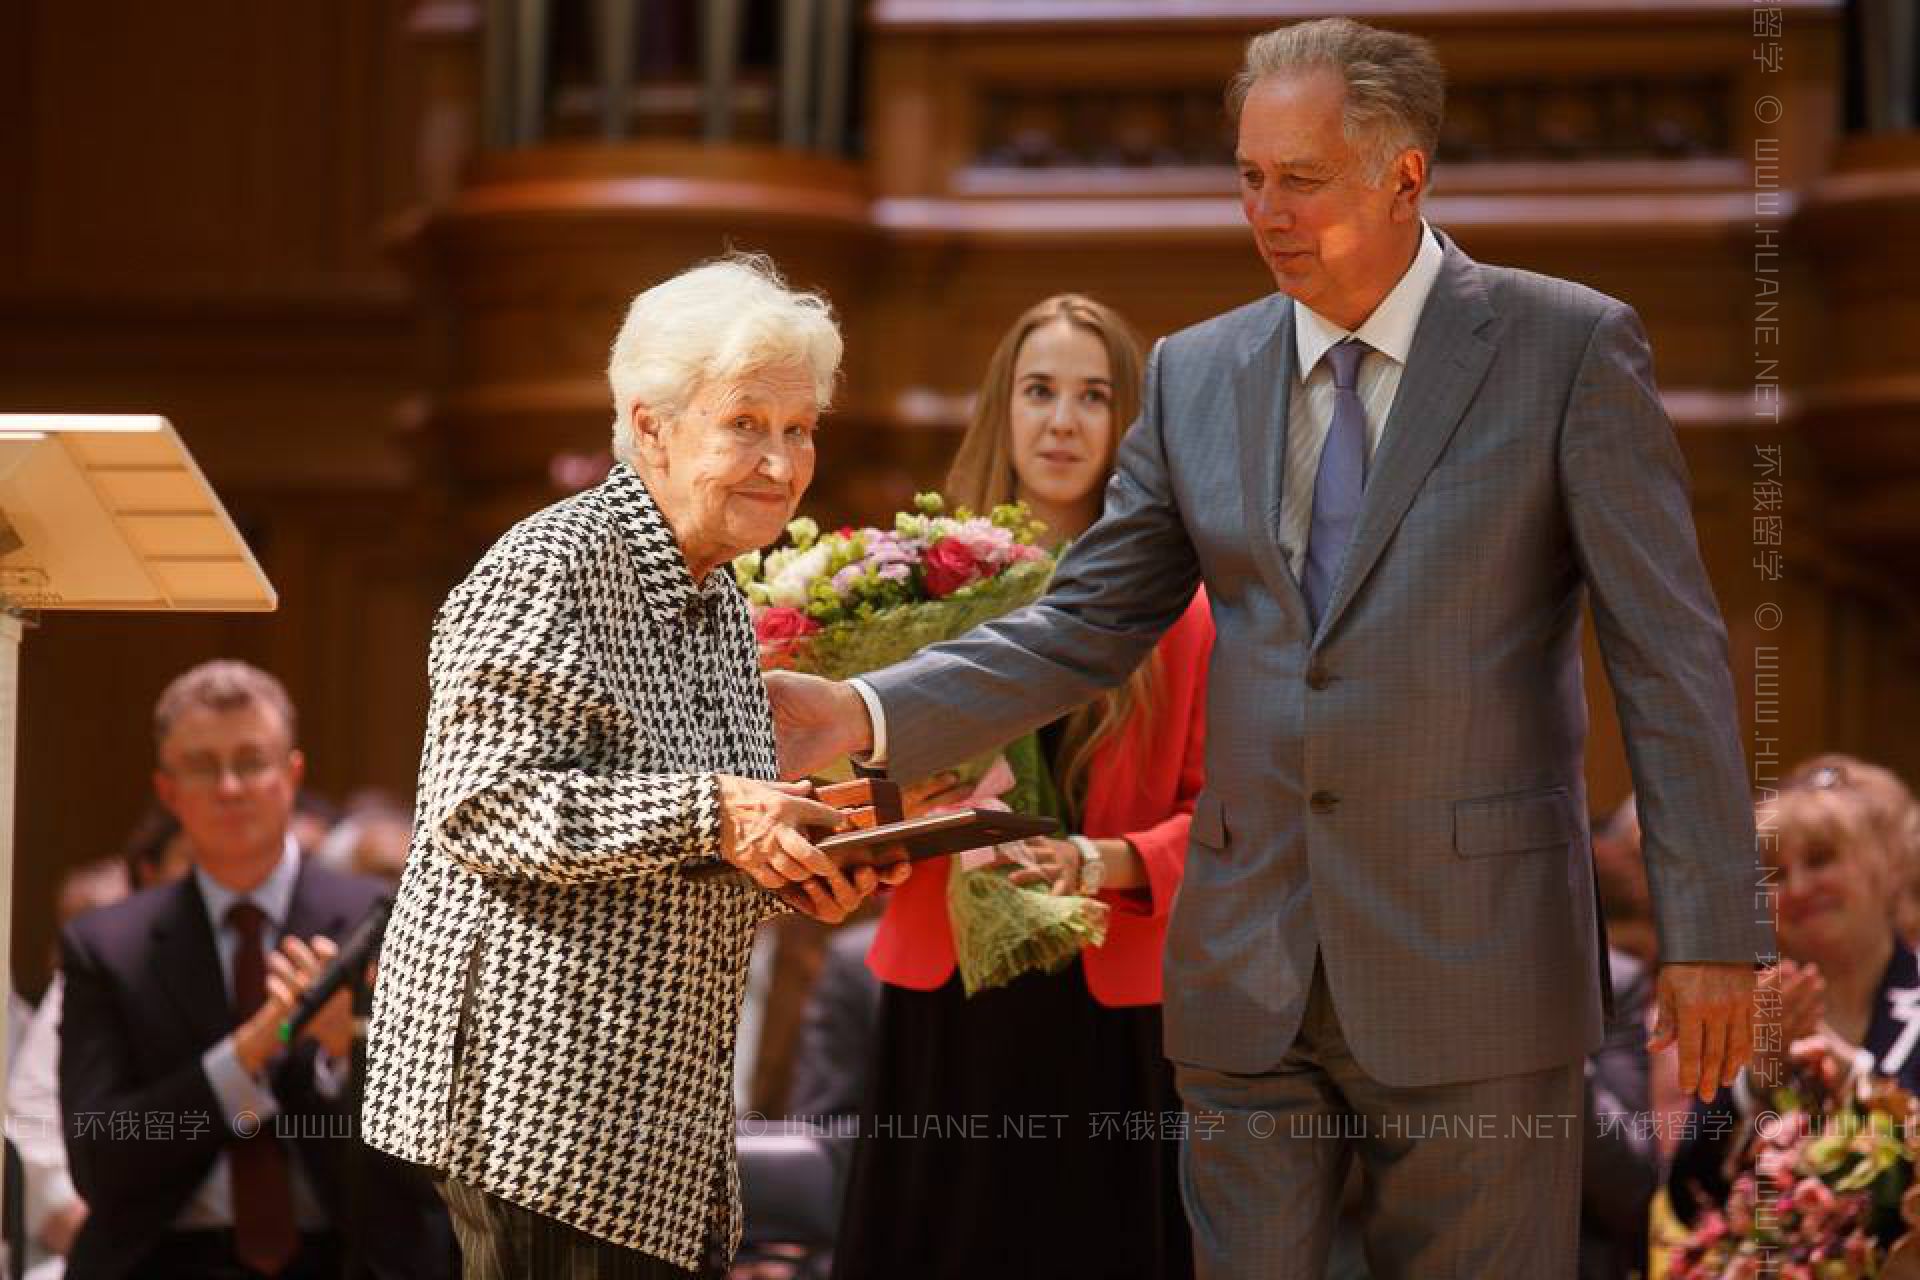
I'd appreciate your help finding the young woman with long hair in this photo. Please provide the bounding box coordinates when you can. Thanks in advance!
[832,296,1211,1280]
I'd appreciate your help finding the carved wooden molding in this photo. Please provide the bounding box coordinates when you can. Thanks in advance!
[1443,77,1732,162]
[972,76,1732,174]
[436,141,872,229]
[873,190,1769,242]
[872,0,1840,31]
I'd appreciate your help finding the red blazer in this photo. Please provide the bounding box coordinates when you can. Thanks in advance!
[867,590,1212,1007]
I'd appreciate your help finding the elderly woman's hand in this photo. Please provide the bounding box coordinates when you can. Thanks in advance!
[775,858,912,923]
[716,776,850,890]
[716,776,911,922]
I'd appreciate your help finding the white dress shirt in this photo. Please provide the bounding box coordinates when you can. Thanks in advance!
[851,223,1445,765]
[1278,221,1444,578]
[10,975,74,1275]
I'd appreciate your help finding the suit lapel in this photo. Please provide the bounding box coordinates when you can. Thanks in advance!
[153,878,237,1046]
[1312,243,1499,644]
[1231,297,1311,623]
[284,858,354,943]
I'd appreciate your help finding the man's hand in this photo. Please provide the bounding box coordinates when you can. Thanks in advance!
[764,672,872,779]
[275,935,355,1060]
[38,1196,86,1256]
[234,934,353,1073]
[1649,961,1757,1103]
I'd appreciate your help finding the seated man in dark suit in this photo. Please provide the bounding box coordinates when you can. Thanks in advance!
[58,659,451,1279]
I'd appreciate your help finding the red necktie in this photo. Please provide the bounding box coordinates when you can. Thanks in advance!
[226,901,299,1275]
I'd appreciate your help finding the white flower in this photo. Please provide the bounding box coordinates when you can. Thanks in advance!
[766,543,830,608]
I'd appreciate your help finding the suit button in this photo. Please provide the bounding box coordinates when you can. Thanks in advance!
[1310,791,1339,814]
[1306,666,1332,690]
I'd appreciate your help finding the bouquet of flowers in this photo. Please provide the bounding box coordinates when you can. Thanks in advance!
[734,494,1108,994]
[1670,1040,1920,1279]
[736,493,1055,680]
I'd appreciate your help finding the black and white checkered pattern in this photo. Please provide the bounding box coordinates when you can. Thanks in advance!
[363,463,781,1270]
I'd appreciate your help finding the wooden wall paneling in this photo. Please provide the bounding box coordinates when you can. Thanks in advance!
[0,301,422,495]
[1832,594,1920,785]
[1762,14,1845,189]
[863,32,940,198]
[0,0,34,288]
[14,0,418,303]
[23,1,265,295]
[404,0,485,210]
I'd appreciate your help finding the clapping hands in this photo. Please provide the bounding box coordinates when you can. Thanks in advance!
[1748,958,1830,1091]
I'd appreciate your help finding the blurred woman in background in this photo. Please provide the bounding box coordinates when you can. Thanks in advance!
[832,295,1211,1280]
[1670,755,1920,1218]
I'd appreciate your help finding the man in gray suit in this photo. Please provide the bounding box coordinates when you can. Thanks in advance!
[770,18,1762,1277]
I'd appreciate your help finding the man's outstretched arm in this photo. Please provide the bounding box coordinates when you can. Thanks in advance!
[770,337,1203,781]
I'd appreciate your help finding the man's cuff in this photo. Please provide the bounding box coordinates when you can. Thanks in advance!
[312,1048,349,1101]
[848,678,889,768]
[201,1037,282,1132]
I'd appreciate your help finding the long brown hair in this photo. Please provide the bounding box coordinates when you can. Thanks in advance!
[945,294,1159,822]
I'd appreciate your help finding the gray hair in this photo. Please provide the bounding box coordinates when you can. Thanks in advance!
[607,253,843,466]
[153,659,297,751]
[1227,18,1445,183]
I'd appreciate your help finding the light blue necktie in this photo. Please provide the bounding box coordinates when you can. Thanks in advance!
[1302,337,1370,629]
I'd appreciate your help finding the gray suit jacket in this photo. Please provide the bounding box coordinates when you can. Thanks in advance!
[866,237,1764,1087]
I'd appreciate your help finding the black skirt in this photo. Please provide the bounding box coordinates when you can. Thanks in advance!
[831,961,1194,1280]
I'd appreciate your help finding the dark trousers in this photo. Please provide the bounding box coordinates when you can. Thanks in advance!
[437,1177,706,1280]
[132,1230,341,1279]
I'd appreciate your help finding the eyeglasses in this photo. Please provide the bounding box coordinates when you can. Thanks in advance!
[163,752,289,790]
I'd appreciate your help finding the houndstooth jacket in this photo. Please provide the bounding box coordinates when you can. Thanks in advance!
[363,462,783,1270]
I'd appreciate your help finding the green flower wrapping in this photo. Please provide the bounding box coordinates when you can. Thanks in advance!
[764,556,1054,683]
[738,498,1101,992]
[945,732,1109,997]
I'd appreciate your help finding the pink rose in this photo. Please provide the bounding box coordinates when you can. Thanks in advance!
[1756,1148,1797,1187]
[922,536,986,598]
[756,606,821,645]
[1790,1176,1835,1216]
[952,521,1015,567]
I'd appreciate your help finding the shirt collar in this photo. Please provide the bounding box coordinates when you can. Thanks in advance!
[196,832,302,937]
[1293,221,1445,380]
[595,462,740,632]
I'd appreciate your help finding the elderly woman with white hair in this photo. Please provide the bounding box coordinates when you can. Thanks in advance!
[364,254,902,1280]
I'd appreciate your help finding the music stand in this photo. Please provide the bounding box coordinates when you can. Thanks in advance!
[0,413,275,1205]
